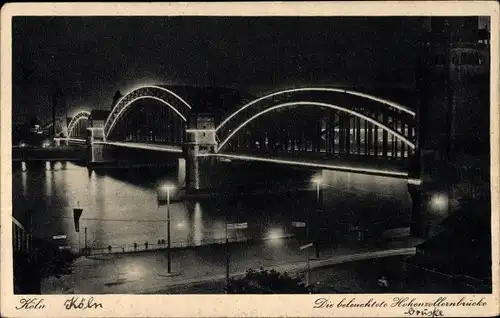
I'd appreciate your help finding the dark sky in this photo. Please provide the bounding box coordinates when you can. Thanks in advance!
[13,16,431,123]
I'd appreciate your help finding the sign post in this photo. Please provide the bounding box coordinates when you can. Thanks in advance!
[73,206,83,254]
[84,227,88,249]
[292,221,306,228]
[226,222,248,230]
[225,217,229,293]
[300,242,314,286]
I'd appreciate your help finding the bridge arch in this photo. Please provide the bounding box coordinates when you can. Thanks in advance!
[216,87,416,133]
[104,85,192,140]
[216,101,416,153]
[67,110,90,138]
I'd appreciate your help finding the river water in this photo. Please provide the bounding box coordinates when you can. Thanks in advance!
[12,160,411,252]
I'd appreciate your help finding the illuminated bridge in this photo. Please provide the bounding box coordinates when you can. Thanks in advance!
[61,85,419,190]
[67,110,90,142]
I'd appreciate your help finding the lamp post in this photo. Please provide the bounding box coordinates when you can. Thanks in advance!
[300,242,313,286]
[225,212,229,293]
[166,186,172,273]
[158,184,175,275]
[84,227,87,256]
[312,177,323,258]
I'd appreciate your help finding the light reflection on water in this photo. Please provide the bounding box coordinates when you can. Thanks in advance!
[193,202,203,245]
[12,161,411,250]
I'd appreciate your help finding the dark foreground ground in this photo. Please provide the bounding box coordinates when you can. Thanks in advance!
[153,256,489,294]
[41,236,418,294]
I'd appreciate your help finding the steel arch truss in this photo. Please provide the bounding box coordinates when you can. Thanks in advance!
[67,111,90,139]
[215,88,417,159]
[104,86,192,140]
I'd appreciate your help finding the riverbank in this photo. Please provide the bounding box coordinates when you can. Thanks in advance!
[12,146,86,162]
[41,236,421,294]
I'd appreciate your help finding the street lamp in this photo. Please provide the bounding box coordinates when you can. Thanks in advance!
[177,221,185,229]
[430,192,448,212]
[158,184,175,275]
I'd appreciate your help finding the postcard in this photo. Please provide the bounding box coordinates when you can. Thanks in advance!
[1,2,499,317]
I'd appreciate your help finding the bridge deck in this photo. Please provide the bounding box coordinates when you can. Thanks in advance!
[94,141,183,153]
[211,151,408,178]
[83,141,408,178]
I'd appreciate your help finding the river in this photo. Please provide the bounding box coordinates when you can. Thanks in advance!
[12,160,411,252]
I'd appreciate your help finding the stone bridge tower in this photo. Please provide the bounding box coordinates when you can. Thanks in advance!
[410,17,490,238]
[183,113,218,192]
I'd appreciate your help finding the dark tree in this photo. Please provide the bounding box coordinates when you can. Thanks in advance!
[439,195,491,279]
[227,268,311,294]
[14,237,76,294]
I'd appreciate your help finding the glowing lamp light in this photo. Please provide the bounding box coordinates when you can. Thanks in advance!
[158,183,176,203]
[408,178,422,185]
[312,176,323,184]
[160,184,175,192]
[266,228,285,240]
[430,193,448,211]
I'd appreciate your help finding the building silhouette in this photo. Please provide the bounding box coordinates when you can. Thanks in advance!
[51,89,68,138]
[111,90,123,110]
[407,17,491,292]
[417,17,490,157]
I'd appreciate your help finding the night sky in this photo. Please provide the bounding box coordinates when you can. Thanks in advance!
[13,16,433,123]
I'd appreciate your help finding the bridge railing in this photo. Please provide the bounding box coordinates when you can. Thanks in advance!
[78,235,265,256]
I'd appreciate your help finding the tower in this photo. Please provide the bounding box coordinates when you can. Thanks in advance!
[417,17,489,158]
[410,17,490,238]
[52,89,68,138]
[111,90,123,110]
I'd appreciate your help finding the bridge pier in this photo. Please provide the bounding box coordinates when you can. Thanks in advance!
[86,127,106,164]
[183,113,218,193]
[54,138,69,146]
[187,155,223,192]
[88,142,106,164]
[185,145,200,190]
